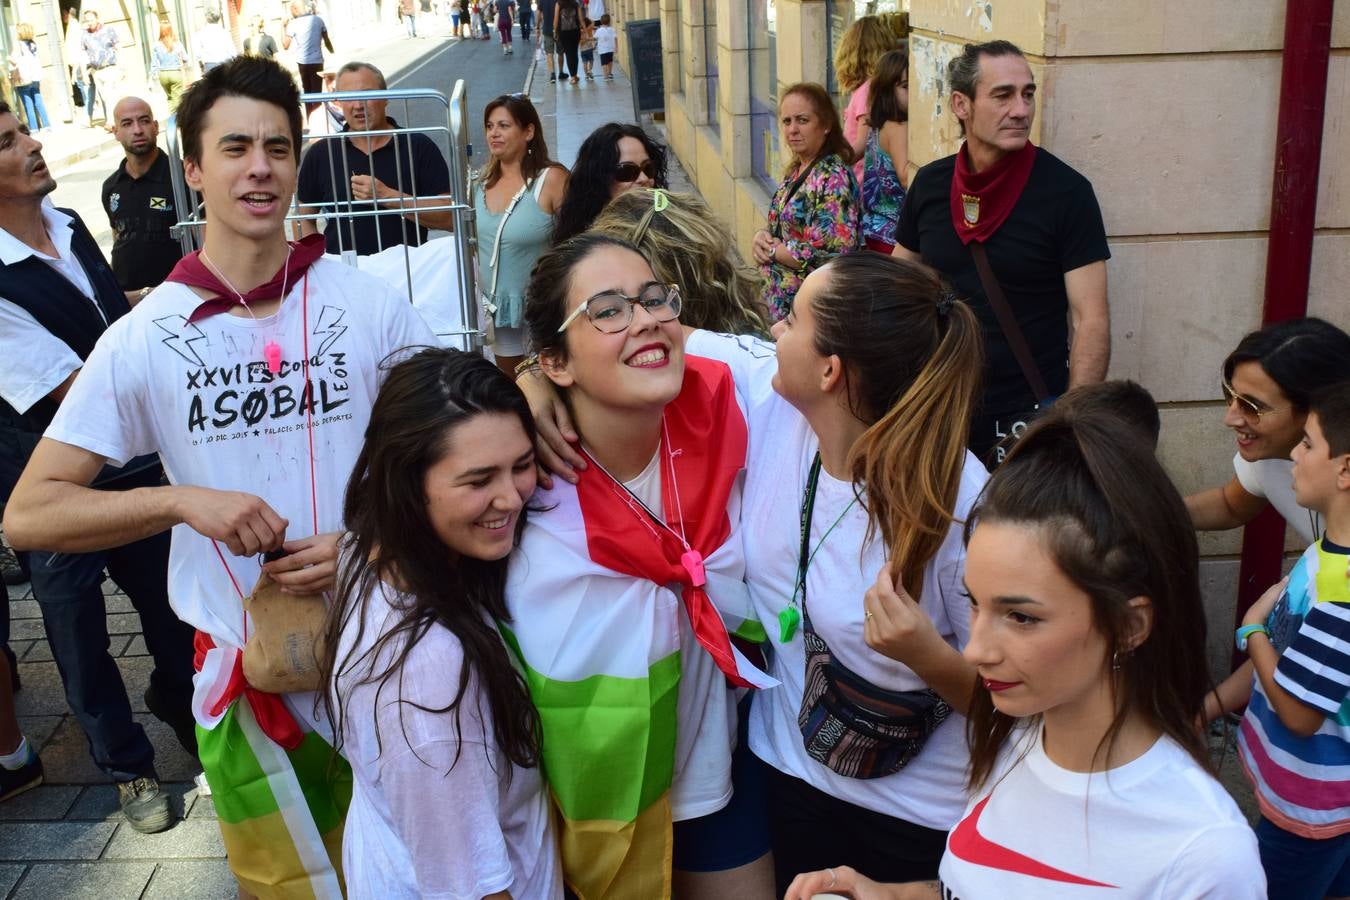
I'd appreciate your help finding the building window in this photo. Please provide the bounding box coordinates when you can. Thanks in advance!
[748,0,777,189]
[704,0,719,134]
[825,0,903,96]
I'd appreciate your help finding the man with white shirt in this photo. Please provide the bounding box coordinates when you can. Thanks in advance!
[0,102,196,834]
[193,8,237,75]
[4,58,437,898]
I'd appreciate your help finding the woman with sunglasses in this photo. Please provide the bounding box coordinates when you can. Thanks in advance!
[752,83,860,322]
[474,94,569,378]
[1186,317,1350,544]
[551,122,669,244]
[506,233,776,899]
[785,406,1263,900]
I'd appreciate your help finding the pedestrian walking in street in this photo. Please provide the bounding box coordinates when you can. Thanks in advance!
[79,9,119,128]
[893,40,1109,463]
[860,48,908,254]
[283,0,335,112]
[787,400,1264,900]
[243,16,279,59]
[552,121,666,243]
[451,0,467,37]
[193,8,237,75]
[495,0,516,54]
[321,348,564,899]
[5,57,438,899]
[472,94,567,375]
[0,100,197,836]
[578,16,596,79]
[753,82,860,322]
[518,0,534,42]
[586,0,605,21]
[8,24,50,132]
[537,0,559,83]
[149,23,189,109]
[1185,318,1350,545]
[595,14,616,79]
[554,0,582,83]
[399,0,418,39]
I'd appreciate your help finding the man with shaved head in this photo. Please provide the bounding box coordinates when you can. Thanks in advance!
[101,97,183,293]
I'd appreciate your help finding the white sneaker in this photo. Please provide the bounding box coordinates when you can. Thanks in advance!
[193,771,213,797]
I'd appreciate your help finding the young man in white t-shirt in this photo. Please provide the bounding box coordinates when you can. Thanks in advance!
[4,57,435,900]
[1186,318,1350,545]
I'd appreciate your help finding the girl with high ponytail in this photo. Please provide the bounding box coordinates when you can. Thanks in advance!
[683,253,986,891]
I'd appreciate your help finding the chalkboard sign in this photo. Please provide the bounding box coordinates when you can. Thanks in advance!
[625,19,665,116]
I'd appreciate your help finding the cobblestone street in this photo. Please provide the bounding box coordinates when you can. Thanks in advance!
[0,577,233,898]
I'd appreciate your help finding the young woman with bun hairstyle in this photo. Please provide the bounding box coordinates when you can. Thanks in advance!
[786,405,1263,900]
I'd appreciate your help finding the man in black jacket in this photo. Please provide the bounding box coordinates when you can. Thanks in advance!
[0,103,195,833]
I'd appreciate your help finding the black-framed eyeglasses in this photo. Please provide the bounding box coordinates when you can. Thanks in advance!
[557,283,682,334]
[614,160,659,183]
[1221,377,1289,423]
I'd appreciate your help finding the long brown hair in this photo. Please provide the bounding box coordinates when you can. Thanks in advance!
[319,348,542,773]
[810,253,983,600]
[963,409,1212,789]
[481,94,559,188]
[780,82,853,174]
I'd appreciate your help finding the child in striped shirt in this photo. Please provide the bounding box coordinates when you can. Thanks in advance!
[1210,379,1350,900]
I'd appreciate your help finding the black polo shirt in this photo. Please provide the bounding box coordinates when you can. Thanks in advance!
[296,118,452,256]
[100,150,185,291]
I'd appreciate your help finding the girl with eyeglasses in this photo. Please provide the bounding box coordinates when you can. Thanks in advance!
[1185,317,1350,545]
[552,122,669,244]
[506,233,777,900]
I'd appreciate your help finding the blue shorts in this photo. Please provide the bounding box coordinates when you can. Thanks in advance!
[1257,816,1350,900]
[671,698,771,872]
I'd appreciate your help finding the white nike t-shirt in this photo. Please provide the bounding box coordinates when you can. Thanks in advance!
[937,728,1264,899]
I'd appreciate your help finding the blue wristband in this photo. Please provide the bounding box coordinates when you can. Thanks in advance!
[1236,623,1269,653]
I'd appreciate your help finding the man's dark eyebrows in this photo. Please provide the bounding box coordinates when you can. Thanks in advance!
[217,132,255,146]
[263,134,292,149]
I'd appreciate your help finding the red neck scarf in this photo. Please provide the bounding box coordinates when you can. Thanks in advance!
[574,355,755,689]
[949,140,1037,244]
[169,234,327,324]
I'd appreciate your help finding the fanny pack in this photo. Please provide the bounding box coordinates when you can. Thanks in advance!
[791,453,951,779]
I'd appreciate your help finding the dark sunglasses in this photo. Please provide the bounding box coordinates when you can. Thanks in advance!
[614,160,659,183]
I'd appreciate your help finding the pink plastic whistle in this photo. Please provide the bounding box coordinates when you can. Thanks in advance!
[264,341,282,375]
[680,549,706,587]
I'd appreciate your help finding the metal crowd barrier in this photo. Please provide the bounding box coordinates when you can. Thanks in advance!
[164,83,482,351]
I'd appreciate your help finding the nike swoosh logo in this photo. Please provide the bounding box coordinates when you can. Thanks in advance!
[948,795,1119,888]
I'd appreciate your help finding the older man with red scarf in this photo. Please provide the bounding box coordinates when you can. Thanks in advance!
[893,39,1110,463]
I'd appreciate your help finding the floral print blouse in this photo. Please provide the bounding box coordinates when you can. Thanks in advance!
[761,153,861,321]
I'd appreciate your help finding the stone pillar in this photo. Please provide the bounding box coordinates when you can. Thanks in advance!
[909,0,1350,676]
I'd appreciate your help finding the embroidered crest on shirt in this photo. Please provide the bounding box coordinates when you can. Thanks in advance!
[109,192,120,213]
[961,193,980,227]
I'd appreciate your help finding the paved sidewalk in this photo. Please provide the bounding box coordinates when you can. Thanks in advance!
[0,577,233,899]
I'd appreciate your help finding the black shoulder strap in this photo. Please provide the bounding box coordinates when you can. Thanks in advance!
[969,242,1051,403]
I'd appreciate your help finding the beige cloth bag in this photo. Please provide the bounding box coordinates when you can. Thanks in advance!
[241,570,328,694]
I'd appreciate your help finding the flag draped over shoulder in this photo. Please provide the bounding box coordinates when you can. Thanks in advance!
[502,356,772,900]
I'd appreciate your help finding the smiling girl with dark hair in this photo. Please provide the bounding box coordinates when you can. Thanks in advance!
[323,347,562,898]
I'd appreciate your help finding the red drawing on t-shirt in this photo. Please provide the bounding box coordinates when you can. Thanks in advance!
[948,795,1119,888]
